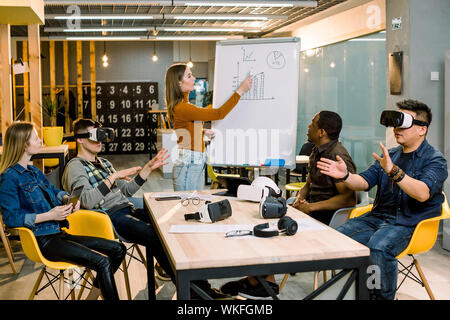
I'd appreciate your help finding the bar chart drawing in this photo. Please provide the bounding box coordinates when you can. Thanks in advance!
[233,62,274,101]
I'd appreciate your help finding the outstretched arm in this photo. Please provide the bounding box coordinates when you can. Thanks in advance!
[317,155,369,191]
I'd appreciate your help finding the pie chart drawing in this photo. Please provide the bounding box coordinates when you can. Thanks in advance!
[266,51,286,69]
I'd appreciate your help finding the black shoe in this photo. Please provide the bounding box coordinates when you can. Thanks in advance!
[220,277,253,296]
[154,262,171,281]
[191,280,232,300]
[238,280,279,300]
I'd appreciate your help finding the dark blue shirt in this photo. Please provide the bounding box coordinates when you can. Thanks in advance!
[359,139,447,226]
[373,151,413,218]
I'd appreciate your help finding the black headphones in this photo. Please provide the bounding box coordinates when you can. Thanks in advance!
[253,216,298,238]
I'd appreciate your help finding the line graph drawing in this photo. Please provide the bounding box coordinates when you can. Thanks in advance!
[241,47,256,62]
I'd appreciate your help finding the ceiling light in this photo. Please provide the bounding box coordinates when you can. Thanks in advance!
[161,27,245,32]
[186,1,292,6]
[172,15,268,20]
[44,1,317,7]
[152,42,158,62]
[66,36,141,40]
[49,15,155,20]
[62,28,148,32]
[155,36,237,41]
[102,41,109,67]
[169,14,284,20]
[183,1,317,6]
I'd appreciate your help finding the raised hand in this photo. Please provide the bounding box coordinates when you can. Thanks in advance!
[139,148,170,179]
[372,142,393,174]
[146,148,170,171]
[236,75,253,96]
[316,155,348,179]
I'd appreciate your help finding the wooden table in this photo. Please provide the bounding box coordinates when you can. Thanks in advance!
[0,144,69,187]
[143,190,370,300]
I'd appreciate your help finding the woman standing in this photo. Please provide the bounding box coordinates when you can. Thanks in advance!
[0,122,126,300]
[165,63,253,191]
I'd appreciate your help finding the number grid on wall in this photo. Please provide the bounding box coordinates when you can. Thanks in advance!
[82,82,158,154]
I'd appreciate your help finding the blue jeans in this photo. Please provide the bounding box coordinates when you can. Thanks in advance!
[172,149,206,191]
[336,213,415,300]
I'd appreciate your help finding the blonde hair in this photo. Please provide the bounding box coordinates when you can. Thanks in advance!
[165,63,187,122]
[0,122,34,174]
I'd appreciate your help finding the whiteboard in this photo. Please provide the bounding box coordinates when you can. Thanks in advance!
[209,37,300,168]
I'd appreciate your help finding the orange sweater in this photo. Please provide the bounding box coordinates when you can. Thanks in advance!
[172,92,241,152]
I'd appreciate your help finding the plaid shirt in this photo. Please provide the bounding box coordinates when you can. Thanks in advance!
[79,158,115,210]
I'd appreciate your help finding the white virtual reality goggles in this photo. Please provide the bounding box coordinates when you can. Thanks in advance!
[237,177,281,202]
[75,127,116,142]
[380,110,428,129]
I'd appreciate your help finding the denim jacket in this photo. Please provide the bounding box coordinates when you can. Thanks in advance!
[359,139,448,226]
[0,164,69,236]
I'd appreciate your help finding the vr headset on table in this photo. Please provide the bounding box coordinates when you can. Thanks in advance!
[74,127,116,142]
[184,199,232,223]
[380,110,428,128]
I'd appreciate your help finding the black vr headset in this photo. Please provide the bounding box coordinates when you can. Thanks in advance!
[74,127,116,142]
[380,110,428,129]
[184,199,232,223]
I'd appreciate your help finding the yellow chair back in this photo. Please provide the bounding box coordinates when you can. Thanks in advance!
[396,193,449,259]
[349,204,373,219]
[207,163,219,183]
[15,227,74,270]
[65,210,115,240]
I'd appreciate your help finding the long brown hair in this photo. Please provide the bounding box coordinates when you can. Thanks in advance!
[165,63,187,122]
[0,122,34,174]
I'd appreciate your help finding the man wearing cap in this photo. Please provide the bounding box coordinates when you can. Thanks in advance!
[317,99,448,300]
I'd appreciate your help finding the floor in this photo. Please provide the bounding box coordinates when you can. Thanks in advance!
[1,154,449,300]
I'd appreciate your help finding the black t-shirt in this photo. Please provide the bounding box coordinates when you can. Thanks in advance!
[372,151,413,218]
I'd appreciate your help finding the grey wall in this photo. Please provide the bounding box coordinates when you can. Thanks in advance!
[409,0,450,152]
[386,0,450,153]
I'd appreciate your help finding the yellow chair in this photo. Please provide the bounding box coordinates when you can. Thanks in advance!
[13,210,113,300]
[207,162,239,189]
[89,205,162,300]
[284,182,306,199]
[341,193,450,299]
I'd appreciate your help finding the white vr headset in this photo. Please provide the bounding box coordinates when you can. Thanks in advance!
[237,177,282,202]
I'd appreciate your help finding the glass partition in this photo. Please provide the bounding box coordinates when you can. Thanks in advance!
[298,31,386,173]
